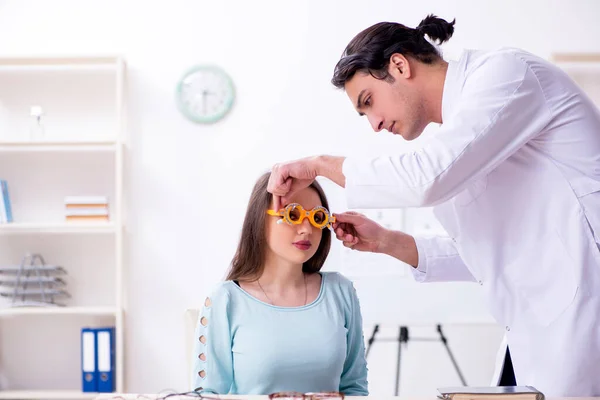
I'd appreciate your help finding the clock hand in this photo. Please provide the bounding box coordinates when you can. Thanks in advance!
[202,90,209,115]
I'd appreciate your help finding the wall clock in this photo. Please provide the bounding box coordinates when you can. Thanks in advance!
[176,65,235,124]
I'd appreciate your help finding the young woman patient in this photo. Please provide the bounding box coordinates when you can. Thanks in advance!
[191,172,368,396]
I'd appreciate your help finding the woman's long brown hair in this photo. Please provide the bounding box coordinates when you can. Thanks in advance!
[226,172,331,282]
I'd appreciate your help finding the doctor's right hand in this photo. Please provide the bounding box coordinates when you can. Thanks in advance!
[332,212,387,253]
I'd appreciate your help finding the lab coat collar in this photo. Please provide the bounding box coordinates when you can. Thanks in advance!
[441,52,464,123]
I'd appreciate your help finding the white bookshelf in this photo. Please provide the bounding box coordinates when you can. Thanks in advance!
[0,56,126,396]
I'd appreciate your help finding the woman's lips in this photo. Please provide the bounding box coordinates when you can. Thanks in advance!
[293,241,312,250]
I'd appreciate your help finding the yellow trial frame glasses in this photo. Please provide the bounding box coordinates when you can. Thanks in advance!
[266,203,336,230]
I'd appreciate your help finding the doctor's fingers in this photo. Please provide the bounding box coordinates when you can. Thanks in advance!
[335,224,357,239]
[267,165,292,192]
[272,195,282,212]
[333,211,367,225]
[269,185,293,210]
[342,238,360,248]
[335,228,359,245]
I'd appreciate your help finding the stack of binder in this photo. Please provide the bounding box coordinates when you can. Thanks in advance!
[65,196,109,222]
[0,253,69,307]
[81,327,116,392]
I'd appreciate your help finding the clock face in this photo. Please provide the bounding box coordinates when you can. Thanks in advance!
[176,65,235,124]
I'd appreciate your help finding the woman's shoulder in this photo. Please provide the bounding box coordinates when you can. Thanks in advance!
[321,271,357,294]
[320,272,362,318]
[203,280,239,305]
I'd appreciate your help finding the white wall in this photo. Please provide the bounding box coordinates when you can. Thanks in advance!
[1,0,600,397]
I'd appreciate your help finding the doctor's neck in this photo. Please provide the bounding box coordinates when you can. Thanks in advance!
[414,59,449,125]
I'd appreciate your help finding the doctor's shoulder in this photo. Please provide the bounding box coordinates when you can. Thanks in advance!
[462,48,537,78]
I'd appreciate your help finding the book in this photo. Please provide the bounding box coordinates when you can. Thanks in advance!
[64,195,108,205]
[66,215,110,221]
[66,203,109,208]
[65,207,109,216]
[437,386,544,400]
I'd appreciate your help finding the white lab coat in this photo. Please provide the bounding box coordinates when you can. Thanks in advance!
[343,47,600,396]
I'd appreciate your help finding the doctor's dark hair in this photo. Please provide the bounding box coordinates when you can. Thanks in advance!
[331,14,455,88]
[226,172,331,282]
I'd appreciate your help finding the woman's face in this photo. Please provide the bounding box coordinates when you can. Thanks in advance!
[265,187,324,266]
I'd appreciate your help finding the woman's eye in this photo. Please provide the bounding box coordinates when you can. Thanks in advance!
[314,211,325,223]
[364,97,371,106]
[289,209,301,221]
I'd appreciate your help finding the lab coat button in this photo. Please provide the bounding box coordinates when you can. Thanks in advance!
[478,280,483,285]
[506,326,510,331]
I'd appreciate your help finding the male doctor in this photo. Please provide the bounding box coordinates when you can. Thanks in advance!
[267,15,600,396]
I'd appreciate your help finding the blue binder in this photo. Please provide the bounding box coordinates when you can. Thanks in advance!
[95,327,116,392]
[0,180,12,223]
[81,328,97,392]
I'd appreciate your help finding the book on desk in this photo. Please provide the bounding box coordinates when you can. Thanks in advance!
[438,386,544,400]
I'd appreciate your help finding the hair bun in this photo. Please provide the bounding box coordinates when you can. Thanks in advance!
[416,14,455,44]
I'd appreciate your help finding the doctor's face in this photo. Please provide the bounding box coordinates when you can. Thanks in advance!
[344,59,428,141]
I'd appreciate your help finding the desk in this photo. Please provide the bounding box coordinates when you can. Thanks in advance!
[94,395,415,400]
[95,396,600,400]
[94,393,408,400]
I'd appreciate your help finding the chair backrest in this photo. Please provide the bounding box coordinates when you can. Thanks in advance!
[185,307,201,389]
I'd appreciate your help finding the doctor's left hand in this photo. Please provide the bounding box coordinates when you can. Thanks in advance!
[268,157,318,210]
[332,211,386,252]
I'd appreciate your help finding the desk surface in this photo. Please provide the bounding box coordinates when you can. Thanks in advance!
[95,395,600,400]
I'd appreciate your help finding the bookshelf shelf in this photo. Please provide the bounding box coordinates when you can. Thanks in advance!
[0,55,121,72]
[551,52,600,63]
[551,52,600,72]
[553,61,600,72]
[0,306,118,317]
[550,52,600,107]
[0,140,119,153]
[0,222,117,235]
[0,390,101,400]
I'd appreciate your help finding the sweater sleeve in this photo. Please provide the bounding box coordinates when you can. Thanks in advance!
[190,285,234,394]
[339,276,369,396]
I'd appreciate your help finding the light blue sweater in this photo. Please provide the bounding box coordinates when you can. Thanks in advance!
[191,271,369,396]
